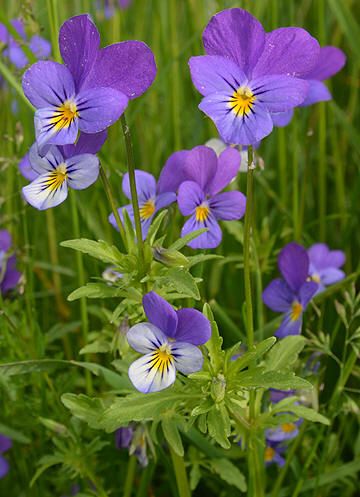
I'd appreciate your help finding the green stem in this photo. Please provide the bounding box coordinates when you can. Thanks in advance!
[244,146,255,350]
[318,0,326,241]
[120,114,146,275]
[99,166,127,248]
[292,121,300,240]
[123,455,137,497]
[0,58,34,110]
[169,447,191,497]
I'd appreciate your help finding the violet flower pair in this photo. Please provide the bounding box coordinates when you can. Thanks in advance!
[189,8,345,145]
[110,145,246,249]
[126,291,211,393]
[263,242,345,338]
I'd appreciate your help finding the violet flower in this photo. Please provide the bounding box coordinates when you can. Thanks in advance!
[269,389,295,404]
[22,132,106,210]
[0,434,12,478]
[109,170,176,240]
[0,19,51,70]
[115,425,148,467]
[0,231,21,296]
[189,8,319,145]
[272,45,346,127]
[127,291,211,393]
[262,242,318,338]
[22,14,156,149]
[264,442,285,467]
[307,243,345,293]
[266,419,302,443]
[177,146,246,249]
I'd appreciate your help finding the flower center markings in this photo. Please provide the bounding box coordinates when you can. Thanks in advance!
[264,447,275,461]
[140,199,156,220]
[147,343,174,374]
[281,422,296,433]
[228,86,256,117]
[42,163,68,192]
[50,99,79,131]
[290,301,303,321]
[195,202,210,222]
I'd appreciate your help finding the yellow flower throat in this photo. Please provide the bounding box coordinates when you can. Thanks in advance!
[228,86,256,117]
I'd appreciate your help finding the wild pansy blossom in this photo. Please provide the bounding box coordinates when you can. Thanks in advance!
[0,19,51,70]
[264,442,285,467]
[109,170,176,240]
[262,243,318,338]
[265,419,302,443]
[189,8,320,145]
[96,0,132,19]
[22,14,156,149]
[307,243,345,293]
[0,230,21,296]
[177,146,246,249]
[272,45,346,127]
[0,434,12,478]
[22,132,106,210]
[115,425,148,467]
[127,291,211,393]
[205,137,263,173]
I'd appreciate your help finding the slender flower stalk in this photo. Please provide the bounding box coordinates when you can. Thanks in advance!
[99,167,127,247]
[169,446,191,497]
[120,114,146,274]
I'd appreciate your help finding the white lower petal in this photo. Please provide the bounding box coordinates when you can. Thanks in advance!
[127,323,167,354]
[66,154,99,190]
[128,351,176,393]
[22,170,68,210]
[171,342,204,374]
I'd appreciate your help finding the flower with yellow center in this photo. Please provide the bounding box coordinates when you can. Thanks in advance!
[139,199,156,220]
[195,203,210,222]
[228,86,256,117]
[43,163,68,192]
[281,423,296,433]
[290,301,303,321]
[264,447,275,462]
[51,100,79,130]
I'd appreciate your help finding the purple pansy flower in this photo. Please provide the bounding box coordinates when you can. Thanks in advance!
[264,442,286,467]
[0,231,21,296]
[0,434,12,478]
[127,291,211,393]
[109,170,176,240]
[272,45,346,127]
[307,243,345,293]
[189,8,320,145]
[22,14,156,150]
[266,419,302,443]
[21,132,106,210]
[115,425,148,466]
[262,243,318,338]
[0,19,51,70]
[269,389,295,404]
[177,146,246,249]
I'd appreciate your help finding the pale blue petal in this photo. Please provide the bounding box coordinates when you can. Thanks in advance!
[127,322,167,354]
[128,352,176,393]
[170,342,203,374]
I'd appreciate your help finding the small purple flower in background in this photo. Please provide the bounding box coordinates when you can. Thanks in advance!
[264,442,285,467]
[109,170,176,240]
[22,14,156,150]
[205,137,263,173]
[177,145,246,249]
[269,389,295,404]
[0,231,21,296]
[127,291,211,393]
[0,18,51,70]
[21,132,104,210]
[0,434,12,479]
[189,8,319,145]
[262,243,318,338]
[307,243,345,293]
[61,483,80,497]
[95,0,133,19]
[102,266,123,283]
[266,419,302,443]
[115,425,148,467]
[272,46,346,127]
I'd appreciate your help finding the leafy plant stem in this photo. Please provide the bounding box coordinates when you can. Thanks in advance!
[120,114,146,277]
[123,455,137,497]
[169,445,191,497]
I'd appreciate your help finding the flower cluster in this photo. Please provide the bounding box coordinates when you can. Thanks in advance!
[0,230,21,296]
[126,291,211,393]
[263,242,345,338]
[21,14,156,209]
[0,18,51,70]
[111,145,246,249]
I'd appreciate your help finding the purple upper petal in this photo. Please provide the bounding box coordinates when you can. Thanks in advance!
[183,146,218,193]
[175,308,211,345]
[208,147,241,195]
[22,61,75,108]
[203,8,265,76]
[300,80,331,106]
[262,278,293,312]
[304,46,346,81]
[308,243,345,270]
[252,28,320,79]
[157,150,189,194]
[142,292,178,338]
[278,242,309,292]
[0,230,12,252]
[81,41,157,99]
[272,109,294,127]
[177,181,205,216]
[209,191,246,221]
[61,130,107,158]
[122,170,156,202]
[59,15,100,92]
